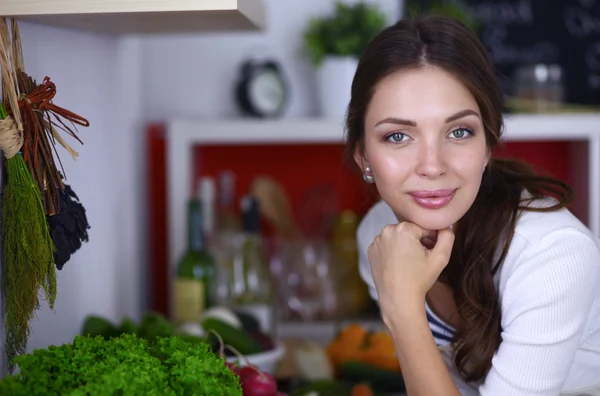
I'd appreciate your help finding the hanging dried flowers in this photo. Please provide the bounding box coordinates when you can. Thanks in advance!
[0,103,55,370]
[0,17,91,370]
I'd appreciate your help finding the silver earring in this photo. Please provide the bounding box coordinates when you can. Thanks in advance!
[363,166,375,184]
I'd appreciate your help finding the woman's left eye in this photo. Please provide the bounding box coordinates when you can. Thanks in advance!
[449,127,473,139]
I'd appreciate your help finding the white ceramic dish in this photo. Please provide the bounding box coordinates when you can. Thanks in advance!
[226,342,286,375]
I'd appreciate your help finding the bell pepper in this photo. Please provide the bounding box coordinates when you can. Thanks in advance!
[325,325,401,374]
[360,330,401,372]
[325,324,367,370]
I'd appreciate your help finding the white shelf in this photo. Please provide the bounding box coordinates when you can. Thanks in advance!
[502,113,600,141]
[0,0,266,35]
[169,118,345,145]
[168,113,600,145]
[165,113,600,314]
[277,319,385,344]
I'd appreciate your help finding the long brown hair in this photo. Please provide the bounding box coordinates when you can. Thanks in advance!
[345,14,573,383]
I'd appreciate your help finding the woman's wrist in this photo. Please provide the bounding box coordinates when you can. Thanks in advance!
[381,296,427,333]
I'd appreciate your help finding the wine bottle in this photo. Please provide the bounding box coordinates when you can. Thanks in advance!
[173,195,215,324]
[230,195,277,335]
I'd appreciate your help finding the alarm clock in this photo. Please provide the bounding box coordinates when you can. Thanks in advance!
[235,59,289,118]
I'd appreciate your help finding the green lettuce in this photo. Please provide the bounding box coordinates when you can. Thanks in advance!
[0,333,242,396]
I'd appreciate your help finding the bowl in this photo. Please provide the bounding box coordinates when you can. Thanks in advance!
[226,342,286,375]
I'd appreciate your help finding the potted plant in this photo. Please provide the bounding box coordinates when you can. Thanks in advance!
[302,1,387,119]
[405,0,481,33]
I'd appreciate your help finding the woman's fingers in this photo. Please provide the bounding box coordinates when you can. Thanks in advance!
[429,227,455,269]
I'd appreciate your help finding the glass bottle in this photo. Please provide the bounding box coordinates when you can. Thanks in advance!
[230,196,277,335]
[198,176,217,253]
[216,170,241,234]
[330,210,369,316]
[172,196,216,324]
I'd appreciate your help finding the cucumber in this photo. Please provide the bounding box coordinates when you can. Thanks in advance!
[290,379,350,396]
[202,317,262,355]
[234,309,261,333]
[201,306,242,329]
[339,361,406,393]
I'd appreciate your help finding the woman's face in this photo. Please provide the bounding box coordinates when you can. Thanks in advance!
[357,66,490,231]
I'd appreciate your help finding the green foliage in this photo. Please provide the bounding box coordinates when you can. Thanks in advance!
[0,102,56,371]
[302,1,387,67]
[136,312,177,341]
[0,334,242,396]
[405,0,481,33]
[80,312,180,343]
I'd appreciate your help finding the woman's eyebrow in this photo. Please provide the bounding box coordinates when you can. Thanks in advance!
[374,109,481,128]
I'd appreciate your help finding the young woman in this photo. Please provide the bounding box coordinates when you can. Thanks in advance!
[349,15,600,396]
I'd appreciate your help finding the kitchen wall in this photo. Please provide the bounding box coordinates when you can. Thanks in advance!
[141,0,401,121]
[15,0,401,353]
[14,24,144,353]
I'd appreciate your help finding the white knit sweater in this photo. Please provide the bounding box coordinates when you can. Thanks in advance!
[357,199,600,396]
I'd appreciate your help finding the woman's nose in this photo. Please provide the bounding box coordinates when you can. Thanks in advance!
[415,142,447,179]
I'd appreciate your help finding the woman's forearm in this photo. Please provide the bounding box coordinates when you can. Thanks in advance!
[383,302,461,396]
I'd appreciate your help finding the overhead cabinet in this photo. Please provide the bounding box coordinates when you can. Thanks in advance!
[0,0,266,35]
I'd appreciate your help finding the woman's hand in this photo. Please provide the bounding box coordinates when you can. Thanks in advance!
[367,222,455,313]
[367,223,461,396]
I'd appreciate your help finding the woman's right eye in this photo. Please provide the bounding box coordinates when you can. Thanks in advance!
[386,132,407,143]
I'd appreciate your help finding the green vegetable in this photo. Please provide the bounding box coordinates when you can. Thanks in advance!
[203,317,262,355]
[202,306,242,329]
[0,333,242,395]
[118,317,138,335]
[234,309,261,333]
[137,312,176,341]
[81,315,118,340]
[290,379,350,396]
[339,361,406,393]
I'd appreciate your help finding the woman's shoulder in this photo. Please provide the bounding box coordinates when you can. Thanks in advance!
[500,196,600,290]
[513,196,598,247]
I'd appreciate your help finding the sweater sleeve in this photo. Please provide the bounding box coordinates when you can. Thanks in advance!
[479,229,600,396]
[356,215,379,302]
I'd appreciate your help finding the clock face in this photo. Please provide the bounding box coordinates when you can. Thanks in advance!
[248,69,286,115]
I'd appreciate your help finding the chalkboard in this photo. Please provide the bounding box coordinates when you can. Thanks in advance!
[403,0,600,105]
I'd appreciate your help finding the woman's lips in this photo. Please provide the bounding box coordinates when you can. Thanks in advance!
[409,189,456,209]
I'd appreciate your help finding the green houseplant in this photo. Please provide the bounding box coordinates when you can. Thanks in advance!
[405,0,481,33]
[301,1,387,118]
[302,1,387,67]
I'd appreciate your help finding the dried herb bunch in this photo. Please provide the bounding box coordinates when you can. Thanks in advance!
[1,105,56,368]
[9,17,89,215]
[0,17,90,370]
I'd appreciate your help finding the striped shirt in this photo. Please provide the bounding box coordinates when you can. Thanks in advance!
[425,303,455,346]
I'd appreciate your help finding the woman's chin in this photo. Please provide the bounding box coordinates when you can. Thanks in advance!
[389,199,465,231]
[401,213,458,231]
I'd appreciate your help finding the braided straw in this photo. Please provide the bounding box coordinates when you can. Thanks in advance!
[0,116,22,159]
[0,18,22,131]
[10,19,24,73]
[0,18,23,158]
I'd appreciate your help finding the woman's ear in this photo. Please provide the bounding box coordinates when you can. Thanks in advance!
[484,149,492,168]
[354,146,367,172]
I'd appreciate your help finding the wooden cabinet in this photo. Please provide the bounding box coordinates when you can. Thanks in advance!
[0,0,266,35]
